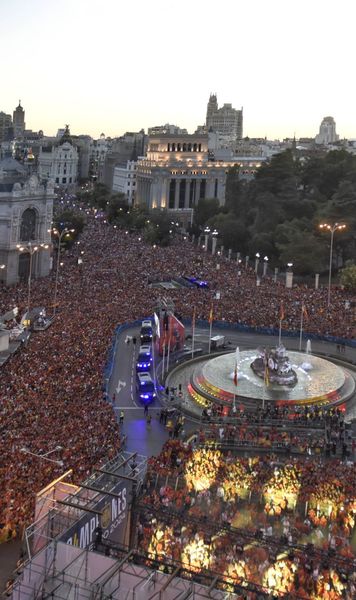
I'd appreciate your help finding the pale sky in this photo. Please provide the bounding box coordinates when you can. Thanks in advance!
[1,0,355,140]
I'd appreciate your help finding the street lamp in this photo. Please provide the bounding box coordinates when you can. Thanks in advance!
[255,252,260,273]
[263,256,268,277]
[319,222,346,308]
[204,227,210,252]
[211,229,218,255]
[20,446,63,467]
[17,242,47,316]
[51,228,75,316]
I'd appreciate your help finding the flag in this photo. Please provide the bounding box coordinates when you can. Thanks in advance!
[279,301,285,322]
[208,303,214,324]
[233,361,238,386]
[302,304,308,320]
[264,363,270,387]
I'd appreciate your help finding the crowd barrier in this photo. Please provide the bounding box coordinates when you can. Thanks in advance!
[181,317,356,349]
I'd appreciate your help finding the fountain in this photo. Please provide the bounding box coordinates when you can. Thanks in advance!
[250,345,298,387]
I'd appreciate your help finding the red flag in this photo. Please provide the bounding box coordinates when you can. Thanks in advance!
[208,303,214,324]
[280,301,285,321]
[233,362,238,386]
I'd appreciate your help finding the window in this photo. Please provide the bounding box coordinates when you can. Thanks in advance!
[20,208,37,241]
[62,177,66,184]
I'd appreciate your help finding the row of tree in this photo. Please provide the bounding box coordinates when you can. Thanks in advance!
[194,149,355,277]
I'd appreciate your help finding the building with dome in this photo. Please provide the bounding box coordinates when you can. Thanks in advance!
[0,156,54,285]
[38,125,79,187]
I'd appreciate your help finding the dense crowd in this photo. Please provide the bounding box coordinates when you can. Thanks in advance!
[0,211,354,543]
[139,441,356,599]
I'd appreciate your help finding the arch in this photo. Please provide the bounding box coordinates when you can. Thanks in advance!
[20,208,37,242]
[187,143,192,151]
[193,143,197,151]
[182,143,186,152]
[177,143,181,151]
[172,143,176,151]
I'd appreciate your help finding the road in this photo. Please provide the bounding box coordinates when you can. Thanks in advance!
[108,324,356,456]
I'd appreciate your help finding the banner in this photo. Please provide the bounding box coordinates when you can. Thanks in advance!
[60,477,132,550]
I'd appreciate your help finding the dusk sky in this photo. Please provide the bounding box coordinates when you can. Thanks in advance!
[1,0,355,140]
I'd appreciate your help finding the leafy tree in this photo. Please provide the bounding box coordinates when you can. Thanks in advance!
[275,222,327,275]
[194,197,220,227]
[340,263,356,290]
[207,212,249,253]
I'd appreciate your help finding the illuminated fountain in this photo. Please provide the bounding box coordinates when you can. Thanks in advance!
[189,345,355,410]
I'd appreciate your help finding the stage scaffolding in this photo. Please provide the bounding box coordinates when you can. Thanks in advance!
[11,539,250,600]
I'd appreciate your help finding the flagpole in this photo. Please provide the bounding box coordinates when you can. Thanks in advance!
[191,308,196,359]
[162,336,166,377]
[299,306,304,351]
[278,320,282,345]
[208,318,212,354]
[166,331,171,373]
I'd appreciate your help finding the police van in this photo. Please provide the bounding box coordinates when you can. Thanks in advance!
[136,372,156,403]
[140,319,153,343]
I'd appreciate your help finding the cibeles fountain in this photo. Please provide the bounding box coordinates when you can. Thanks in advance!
[189,341,355,410]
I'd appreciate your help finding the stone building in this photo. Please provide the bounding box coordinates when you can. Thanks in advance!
[315,116,339,145]
[0,112,13,143]
[135,134,226,222]
[112,160,138,205]
[13,100,26,139]
[38,126,79,187]
[0,157,54,285]
[206,94,243,146]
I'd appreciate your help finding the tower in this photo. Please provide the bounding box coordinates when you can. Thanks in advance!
[206,94,218,127]
[13,100,25,139]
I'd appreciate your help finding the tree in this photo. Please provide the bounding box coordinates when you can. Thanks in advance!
[340,263,356,290]
[207,212,249,253]
[275,220,327,275]
[194,197,220,228]
[53,209,86,247]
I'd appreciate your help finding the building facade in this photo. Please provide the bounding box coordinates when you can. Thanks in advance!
[112,160,138,205]
[13,100,26,139]
[315,116,339,145]
[38,126,79,187]
[135,134,227,220]
[0,112,13,143]
[206,94,243,146]
[0,159,54,285]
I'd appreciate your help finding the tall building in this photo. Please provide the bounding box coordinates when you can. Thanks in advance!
[0,112,13,143]
[38,125,79,187]
[112,160,138,205]
[0,157,54,285]
[205,94,243,147]
[315,116,339,145]
[13,100,26,139]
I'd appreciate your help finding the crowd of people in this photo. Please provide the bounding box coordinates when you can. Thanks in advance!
[0,206,354,549]
[139,440,356,598]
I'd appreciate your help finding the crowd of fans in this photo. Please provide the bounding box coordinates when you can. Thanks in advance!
[139,440,356,598]
[0,208,354,546]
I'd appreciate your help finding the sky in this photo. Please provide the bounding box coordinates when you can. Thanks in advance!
[1,0,356,140]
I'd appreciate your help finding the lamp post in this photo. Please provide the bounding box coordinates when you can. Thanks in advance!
[17,242,48,316]
[20,446,63,467]
[51,228,75,316]
[204,227,210,252]
[255,252,260,273]
[263,256,268,277]
[286,262,293,289]
[319,222,346,308]
[211,229,218,255]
